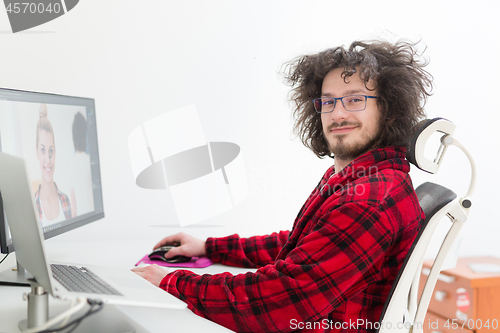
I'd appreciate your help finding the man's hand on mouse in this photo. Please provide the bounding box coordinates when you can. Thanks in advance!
[131,264,170,287]
[153,232,206,259]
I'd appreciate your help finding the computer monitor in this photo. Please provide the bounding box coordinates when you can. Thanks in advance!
[0,88,104,284]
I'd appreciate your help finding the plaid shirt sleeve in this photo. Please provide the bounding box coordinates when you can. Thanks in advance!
[160,202,402,332]
[34,186,43,221]
[204,231,290,268]
[59,192,72,220]
[55,183,72,220]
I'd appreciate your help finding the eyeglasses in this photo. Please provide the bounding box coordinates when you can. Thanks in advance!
[312,95,378,113]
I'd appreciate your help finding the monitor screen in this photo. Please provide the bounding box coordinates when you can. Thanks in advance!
[0,88,104,254]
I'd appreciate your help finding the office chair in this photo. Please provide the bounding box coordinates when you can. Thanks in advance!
[377,118,476,333]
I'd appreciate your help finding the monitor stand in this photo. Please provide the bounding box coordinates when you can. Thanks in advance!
[0,260,31,286]
[17,278,143,333]
[19,305,142,333]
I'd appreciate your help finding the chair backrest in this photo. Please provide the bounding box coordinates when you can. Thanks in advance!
[376,118,476,333]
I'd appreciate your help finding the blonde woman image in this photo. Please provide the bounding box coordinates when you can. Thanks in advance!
[34,104,71,225]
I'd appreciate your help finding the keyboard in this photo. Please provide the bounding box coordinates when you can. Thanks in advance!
[51,264,122,295]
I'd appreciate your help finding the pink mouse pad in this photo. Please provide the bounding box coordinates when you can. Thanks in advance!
[135,255,214,268]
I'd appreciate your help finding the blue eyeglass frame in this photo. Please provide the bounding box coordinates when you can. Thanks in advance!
[312,95,378,113]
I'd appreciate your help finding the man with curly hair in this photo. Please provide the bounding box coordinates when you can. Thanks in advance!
[133,40,432,332]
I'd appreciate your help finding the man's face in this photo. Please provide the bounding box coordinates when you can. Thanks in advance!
[320,67,382,161]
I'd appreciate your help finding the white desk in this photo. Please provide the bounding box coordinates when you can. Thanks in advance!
[0,238,255,333]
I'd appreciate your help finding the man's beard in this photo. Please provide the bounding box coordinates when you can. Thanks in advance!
[325,121,380,160]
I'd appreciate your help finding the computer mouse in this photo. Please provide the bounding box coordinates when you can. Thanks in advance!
[148,245,191,264]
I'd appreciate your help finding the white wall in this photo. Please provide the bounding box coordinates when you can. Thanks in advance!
[1,0,498,257]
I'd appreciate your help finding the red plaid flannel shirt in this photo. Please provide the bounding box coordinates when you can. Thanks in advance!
[160,146,423,332]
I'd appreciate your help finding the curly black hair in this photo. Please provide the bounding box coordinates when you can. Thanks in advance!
[72,112,87,152]
[282,40,433,158]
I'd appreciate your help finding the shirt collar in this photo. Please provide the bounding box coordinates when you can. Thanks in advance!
[328,146,409,183]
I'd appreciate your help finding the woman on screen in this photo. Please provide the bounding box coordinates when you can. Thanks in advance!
[34,104,72,225]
